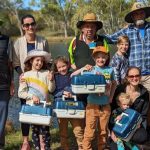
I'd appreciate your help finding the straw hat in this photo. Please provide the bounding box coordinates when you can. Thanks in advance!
[92,46,108,57]
[76,13,103,30]
[125,2,150,23]
[24,49,51,64]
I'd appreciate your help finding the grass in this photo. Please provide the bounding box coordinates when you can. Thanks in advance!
[5,126,77,150]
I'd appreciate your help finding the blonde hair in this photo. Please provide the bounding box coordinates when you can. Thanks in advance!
[117,92,131,106]
[117,35,129,45]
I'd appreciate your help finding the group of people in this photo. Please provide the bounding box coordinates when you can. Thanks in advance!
[0,1,150,150]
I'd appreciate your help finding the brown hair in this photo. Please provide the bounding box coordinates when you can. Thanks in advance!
[124,66,141,84]
[117,35,129,45]
[53,56,70,73]
[116,92,132,106]
[24,57,47,72]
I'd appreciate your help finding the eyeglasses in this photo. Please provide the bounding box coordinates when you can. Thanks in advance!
[127,74,140,79]
[23,22,36,28]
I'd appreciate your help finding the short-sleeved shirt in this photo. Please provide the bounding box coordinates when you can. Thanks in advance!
[87,66,115,105]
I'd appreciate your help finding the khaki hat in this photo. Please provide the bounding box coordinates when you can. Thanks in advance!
[125,2,150,23]
[76,13,103,30]
[92,46,108,57]
[0,19,3,26]
[24,49,51,64]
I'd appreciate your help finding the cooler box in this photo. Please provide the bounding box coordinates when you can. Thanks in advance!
[71,72,106,94]
[53,96,85,119]
[113,108,142,142]
[19,101,53,126]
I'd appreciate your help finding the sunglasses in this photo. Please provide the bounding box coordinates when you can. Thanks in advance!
[23,22,36,28]
[127,74,140,78]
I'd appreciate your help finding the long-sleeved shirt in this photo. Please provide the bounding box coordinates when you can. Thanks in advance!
[106,22,150,75]
[110,53,128,84]
[13,35,49,73]
[18,70,55,105]
[53,72,72,100]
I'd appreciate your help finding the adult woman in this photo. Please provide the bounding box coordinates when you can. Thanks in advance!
[13,14,50,150]
[110,66,149,149]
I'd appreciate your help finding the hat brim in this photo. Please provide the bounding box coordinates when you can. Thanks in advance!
[125,7,150,23]
[24,51,51,64]
[76,21,103,30]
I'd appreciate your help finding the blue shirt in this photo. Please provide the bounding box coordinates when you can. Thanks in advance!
[87,66,115,105]
[110,53,128,84]
[106,22,150,75]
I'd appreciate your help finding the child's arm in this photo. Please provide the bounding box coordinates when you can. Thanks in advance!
[18,75,33,101]
[71,64,93,77]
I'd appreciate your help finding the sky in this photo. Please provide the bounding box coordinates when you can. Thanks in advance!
[23,0,40,10]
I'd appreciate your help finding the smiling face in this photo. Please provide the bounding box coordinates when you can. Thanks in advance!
[117,41,129,55]
[31,56,44,71]
[56,60,68,75]
[22,17,36,35]
[93,52,108,67]
[81,22,97,40]
[126,68,141,86]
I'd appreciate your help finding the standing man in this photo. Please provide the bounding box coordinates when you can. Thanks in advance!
[68,12,109,70]
[106,1,150,133]
[0,19,14,149]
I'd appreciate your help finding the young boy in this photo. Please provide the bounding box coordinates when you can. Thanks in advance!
[109,93,139,150]
[71,46,117,150]
[110,35,129,85]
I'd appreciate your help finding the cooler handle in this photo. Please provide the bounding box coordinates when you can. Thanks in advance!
[30,100,47,107]
[115,112,128,126]
[62,95,77,101]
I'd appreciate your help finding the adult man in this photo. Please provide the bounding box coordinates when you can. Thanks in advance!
[68,12,109,70]
[0,19,14,149]
[106,1,150,133]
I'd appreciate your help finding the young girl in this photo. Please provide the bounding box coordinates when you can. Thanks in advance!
[71,46,117,150]
[18,49,55,150]
[53,56,84,150]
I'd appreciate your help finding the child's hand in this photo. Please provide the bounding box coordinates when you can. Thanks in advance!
[47,71,54,81]
[84,64,93,71]
[111,131,118,142]
[19,73,25,83]
[32,95,40,104]
[63,91,72,98]
[115,115,122,121]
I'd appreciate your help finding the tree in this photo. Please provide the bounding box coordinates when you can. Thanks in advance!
[0,0,24,35]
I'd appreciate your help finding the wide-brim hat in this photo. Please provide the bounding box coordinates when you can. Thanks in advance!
[92,46,108,57]
[76,13,103,30]
[125,2,150,23]
[24,49,51,64]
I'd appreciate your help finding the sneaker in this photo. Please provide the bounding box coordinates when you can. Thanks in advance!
[21,142,30,150]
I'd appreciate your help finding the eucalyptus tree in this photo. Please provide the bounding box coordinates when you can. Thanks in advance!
[0,0,24,35]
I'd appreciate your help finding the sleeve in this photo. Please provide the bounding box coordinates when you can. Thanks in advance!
[13,39,21,68]
[105,28,127,43]
[110,57,121,84]
[44,38,49,53]
[68,37,76,65]
[47,79,55,93]
[140,91,150,123]
[18,76,33,100]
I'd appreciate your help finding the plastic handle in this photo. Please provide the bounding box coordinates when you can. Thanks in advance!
[115,112,128,126]
[30,100,46,107]
[62,95,77,101]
